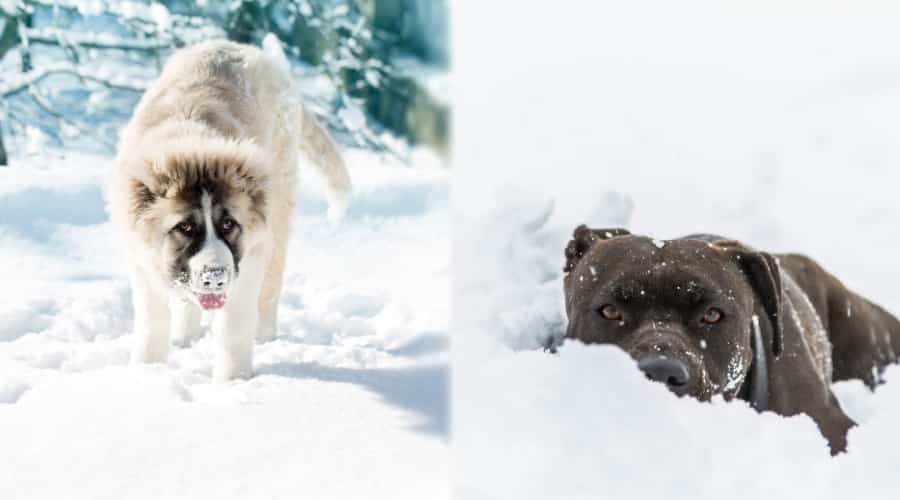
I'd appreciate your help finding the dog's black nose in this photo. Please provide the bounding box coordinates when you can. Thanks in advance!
[638,356,690,388]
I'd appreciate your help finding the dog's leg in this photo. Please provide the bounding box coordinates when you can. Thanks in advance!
[256,274,283,344]
[255,140,296,343]
[130,268,171,364]
[817,391,856,455]
[256,215,289,343]
[170,294,203,348]
[213,249,266,381]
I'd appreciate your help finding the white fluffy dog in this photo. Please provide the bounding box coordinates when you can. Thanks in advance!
[107,39,351,380]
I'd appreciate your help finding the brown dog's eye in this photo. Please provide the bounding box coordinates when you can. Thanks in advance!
[176,221,195,235]
[221,217,237,234]
[702,307,723,324]
[598,304,622,321]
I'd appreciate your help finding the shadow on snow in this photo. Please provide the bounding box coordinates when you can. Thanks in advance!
[256,360,449,439]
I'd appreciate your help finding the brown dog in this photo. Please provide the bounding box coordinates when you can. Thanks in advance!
[562,226,900,454]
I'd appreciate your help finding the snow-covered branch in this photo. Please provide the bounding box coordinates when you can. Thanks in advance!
[1,61,148,97]
[26,85,115,149]
[23,27,169,52]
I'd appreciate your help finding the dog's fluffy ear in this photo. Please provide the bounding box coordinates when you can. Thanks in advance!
[715,241,784,357]
[563,225,630,273]
[128,179,158,219]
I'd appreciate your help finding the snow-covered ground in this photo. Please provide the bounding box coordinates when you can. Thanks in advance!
[454,1,900,498]
[0,148,449,499]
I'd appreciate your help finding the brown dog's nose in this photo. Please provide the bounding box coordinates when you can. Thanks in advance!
[638,356,690,388]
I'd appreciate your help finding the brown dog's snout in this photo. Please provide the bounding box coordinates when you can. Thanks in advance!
[638,356,691,391]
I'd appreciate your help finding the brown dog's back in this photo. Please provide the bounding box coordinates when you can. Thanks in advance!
[778,254,900,387]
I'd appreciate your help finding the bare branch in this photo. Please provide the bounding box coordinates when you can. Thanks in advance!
[1,61,148,97]
[0,121,7,166]
[24,0,205,33]
[23,27,170,52]
[27,84,115,150]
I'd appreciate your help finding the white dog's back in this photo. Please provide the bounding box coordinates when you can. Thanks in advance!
[117,39,350,221]
[109,39,351,380]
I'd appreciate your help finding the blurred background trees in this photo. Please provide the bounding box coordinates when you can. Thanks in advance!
[0,0,449,166]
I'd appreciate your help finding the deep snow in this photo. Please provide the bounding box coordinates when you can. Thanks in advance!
[0,148,449,499]
[453,1,900,498]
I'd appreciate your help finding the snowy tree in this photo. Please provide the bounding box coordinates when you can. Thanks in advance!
[0,0,448,165]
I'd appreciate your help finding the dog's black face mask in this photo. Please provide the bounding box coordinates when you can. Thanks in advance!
[563,227,783,403]
[130,158,267,311]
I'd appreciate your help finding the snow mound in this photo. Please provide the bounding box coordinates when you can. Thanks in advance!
[455,195,633,352]
[455,343,900,500]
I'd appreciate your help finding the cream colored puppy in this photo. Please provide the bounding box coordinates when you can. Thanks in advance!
[107,39,351,380]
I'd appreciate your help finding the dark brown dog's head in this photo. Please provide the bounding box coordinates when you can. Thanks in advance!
[563,226,783,402]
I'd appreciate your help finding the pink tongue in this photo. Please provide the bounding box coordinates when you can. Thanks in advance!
[197,293,226,310]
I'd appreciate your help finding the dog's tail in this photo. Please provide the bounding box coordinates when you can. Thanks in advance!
[263,33,352,223]
[299,104,352,223]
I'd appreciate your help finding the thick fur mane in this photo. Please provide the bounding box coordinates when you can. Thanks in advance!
[109,134,271,238]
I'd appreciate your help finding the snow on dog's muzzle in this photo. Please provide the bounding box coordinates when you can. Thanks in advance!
[194,266,230,310]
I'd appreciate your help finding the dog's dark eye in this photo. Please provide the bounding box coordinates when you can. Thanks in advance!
[598,304,623,321]
[176,221,195,235]
[220,217,237,234]
[702,307,723,324]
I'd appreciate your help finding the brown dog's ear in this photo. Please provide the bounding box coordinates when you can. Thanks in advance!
[563,225,630,273]
[715,241,784,357]
[742,251,784,357]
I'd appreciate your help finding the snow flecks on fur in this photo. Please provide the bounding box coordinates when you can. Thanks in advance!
[783,271,833,384]
[722,324,749,395]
